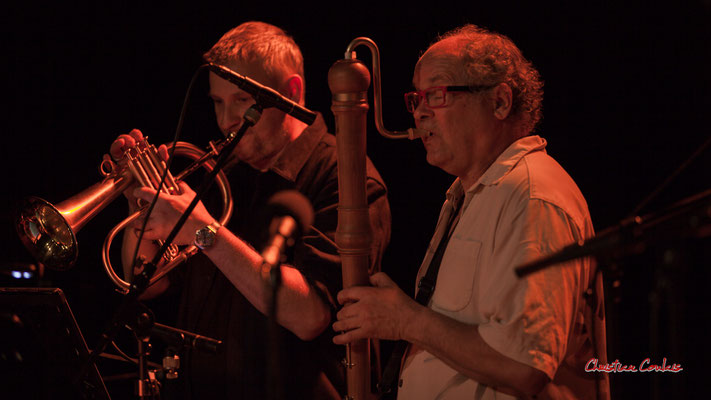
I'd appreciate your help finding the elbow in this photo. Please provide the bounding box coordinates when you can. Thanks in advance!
[278,266,333,340]
[516,368,550,399]
[138,276,170,300]
[292,302,332,341]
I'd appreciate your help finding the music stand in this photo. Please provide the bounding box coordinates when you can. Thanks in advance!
[0,287,111,400]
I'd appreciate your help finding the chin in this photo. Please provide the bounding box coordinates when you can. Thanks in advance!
[426,152,454,173]
[425,152,442,168]
[250,160,271,172]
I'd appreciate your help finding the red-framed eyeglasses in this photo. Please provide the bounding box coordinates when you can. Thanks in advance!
[404,85,497,113]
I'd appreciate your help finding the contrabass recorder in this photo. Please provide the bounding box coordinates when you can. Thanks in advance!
[329,37,426,400]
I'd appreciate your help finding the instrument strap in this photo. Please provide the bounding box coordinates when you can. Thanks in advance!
[378,195,463,394]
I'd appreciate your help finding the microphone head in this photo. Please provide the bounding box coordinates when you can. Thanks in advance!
[266,190,314,236]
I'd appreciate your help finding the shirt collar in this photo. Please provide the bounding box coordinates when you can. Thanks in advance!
[446,135,548,202]
[269,113,327,182]
[475,135,547,188]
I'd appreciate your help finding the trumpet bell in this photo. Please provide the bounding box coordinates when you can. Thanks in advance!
[15,171,131,271]
[16,197,78,271]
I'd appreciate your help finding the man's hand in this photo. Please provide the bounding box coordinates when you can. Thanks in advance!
[110,128,142,161]
[132,181,216,246]
[108,129,170,208]
[109,129,170,162]
[332,272,421,344]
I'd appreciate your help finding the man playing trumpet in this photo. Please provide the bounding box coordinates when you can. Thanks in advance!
[111,21,391,400]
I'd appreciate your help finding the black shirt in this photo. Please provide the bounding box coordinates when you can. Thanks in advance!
[165,114,391,399]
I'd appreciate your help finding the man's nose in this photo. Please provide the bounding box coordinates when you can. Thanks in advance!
[218,103,242,133]
[413,100,432,125]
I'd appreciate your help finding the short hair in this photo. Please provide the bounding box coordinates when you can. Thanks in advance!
[203,21,304,88]
[428,24,544,133]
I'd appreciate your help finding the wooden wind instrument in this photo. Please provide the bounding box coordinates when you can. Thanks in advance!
[329,37,426,400]
[329,54,374,400]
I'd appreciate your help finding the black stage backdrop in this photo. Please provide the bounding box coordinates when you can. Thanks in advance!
[3,2,710,399]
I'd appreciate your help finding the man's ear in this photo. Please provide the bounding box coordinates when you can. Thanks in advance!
[284,74,304,104]
[491,83,513,120]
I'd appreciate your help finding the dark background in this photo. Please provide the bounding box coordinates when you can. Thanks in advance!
[3,2,710,398]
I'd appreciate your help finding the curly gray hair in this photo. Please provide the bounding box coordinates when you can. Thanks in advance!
[423,25,544,133]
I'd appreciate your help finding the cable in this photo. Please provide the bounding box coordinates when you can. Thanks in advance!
[629,133,711,218]
[130,64,211,272]
[110,340,137,365]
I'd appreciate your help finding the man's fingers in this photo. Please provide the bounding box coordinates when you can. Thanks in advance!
[335,302,360,321]
[157,144,169,161]
[109,137,129,159]
[110,130,144,160]
[332,331,351,345]
[133,187,159,202]
[332,327,364,345]
[331,318,353,333]
[128,129,144,141]
[336,286,367,305]
[110,134,137,158]
[370,272,396,288]
[177,181,195,195]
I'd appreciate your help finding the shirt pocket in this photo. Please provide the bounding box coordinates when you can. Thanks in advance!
[431,238,482,312]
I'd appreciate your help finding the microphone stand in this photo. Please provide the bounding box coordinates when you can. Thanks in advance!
[266,258,284,400]
[74,104,262,394]
[515,187,711,277]
[117,303,224,398]
[516,133,711,277]
[260,197,312,400]
[126,303,159,399]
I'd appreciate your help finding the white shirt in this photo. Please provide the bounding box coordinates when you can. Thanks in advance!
[398,136,608,399]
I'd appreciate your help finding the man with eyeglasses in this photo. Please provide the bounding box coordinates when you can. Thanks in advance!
[333,25,609,399]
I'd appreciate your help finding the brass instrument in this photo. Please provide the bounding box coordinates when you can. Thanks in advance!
[16,137,234,293]
[329,38,426,400]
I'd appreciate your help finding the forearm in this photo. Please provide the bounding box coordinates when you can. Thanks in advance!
[404,306,549,397]
[202,227,331,340]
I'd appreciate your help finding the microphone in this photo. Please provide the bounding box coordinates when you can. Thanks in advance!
[260,190,314,268]
[207,63,317,126]
[151,322,223,354]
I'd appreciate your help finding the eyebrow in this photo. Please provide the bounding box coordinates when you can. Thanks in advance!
[208,88,251,99]
[412,73,453,89]
[429,73,451,84]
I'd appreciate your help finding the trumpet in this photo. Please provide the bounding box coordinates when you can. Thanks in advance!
[15,136,234,293]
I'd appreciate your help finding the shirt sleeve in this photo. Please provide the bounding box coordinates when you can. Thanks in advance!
[477,196,588,379]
